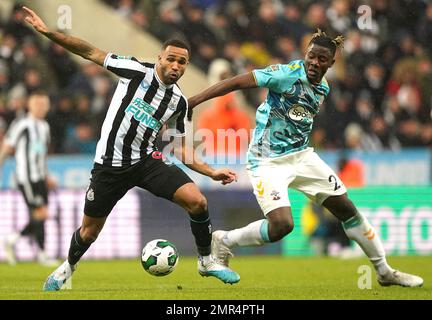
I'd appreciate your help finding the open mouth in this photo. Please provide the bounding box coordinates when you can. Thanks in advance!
[169,72,179,80]
[308,69,318,77]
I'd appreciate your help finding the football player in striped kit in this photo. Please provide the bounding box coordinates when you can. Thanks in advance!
[22,6,240,290]
[0,91,58,266]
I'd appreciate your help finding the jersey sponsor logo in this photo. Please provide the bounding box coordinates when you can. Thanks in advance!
[86,188,94,201]
[288,105,312,121]
[30,141,47,154]
[126,97,162,130]
[116,55,133,60]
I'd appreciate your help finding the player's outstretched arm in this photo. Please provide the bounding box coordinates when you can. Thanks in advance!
[188,72,257,109]
[174,137,237,185]
[22,6,107,66]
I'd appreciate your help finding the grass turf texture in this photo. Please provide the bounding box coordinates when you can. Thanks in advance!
[0,256,430,300]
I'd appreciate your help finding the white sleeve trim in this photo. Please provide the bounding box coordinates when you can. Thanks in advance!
[103,52,113,68]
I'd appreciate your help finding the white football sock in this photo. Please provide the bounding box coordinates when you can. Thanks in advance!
[224,219,270,248]
[200,255,212,265]
[342,213,392,276]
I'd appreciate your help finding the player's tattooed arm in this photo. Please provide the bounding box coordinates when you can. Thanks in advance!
[188,72,258,109]
[22,6,107,66]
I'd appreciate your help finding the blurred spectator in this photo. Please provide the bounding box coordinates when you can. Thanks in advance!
[363,62,386,111]
[326,0,352,34]
[151,0,185,41]
[247,1,284,49]
[222,40,248,74]
[344,123,364,150]
[46,43,78,89]
[66,61,101,99]
[338,156,365,188]
[47,94,75,153]
[19,37,57,91]
[3,3,35,41]
[363,114,401,151]
[64,121,97,154]
[274,35,302,61]
[197,59,252,156]
[280,2,310,44]
[417,3,432,53]
[305,3,329,31]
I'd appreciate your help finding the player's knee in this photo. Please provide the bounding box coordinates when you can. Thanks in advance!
[269,221,294,242]
[32,207,48,220]
[80,227,99,243]
[187,195,208,214]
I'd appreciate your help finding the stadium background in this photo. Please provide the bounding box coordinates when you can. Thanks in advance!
[0,0,431,263]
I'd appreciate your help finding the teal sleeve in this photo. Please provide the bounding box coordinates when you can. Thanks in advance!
[253,64,296,94]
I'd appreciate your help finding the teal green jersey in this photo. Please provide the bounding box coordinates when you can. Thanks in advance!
[247,60,330,168]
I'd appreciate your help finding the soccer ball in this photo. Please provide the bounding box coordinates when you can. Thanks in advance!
[141,239,179,276]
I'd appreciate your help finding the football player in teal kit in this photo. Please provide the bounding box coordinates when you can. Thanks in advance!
[189,30,423,287]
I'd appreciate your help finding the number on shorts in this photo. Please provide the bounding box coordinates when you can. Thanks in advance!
[329,175,341,191]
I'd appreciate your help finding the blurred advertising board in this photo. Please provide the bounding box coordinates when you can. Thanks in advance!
[1,149,430,189]
[283,187,432,256]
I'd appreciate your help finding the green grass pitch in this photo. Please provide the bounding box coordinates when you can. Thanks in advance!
[0,256,430,300]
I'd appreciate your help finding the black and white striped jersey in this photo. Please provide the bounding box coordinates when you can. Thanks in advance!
[4,115,50,184]
[95,53,188,167]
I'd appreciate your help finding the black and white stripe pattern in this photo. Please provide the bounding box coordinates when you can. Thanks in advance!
[5,116,50,184]
[94,53,188,167]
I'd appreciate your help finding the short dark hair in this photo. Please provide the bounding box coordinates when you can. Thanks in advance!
[308,29,344,56]
[162,39,191,56]
[29,89,49,97]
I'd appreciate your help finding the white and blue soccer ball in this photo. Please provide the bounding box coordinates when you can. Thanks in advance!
[141,239,179,276]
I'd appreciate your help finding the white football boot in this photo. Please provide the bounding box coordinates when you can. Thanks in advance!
[37,251,60,267]
[211,230,234,267]
[198,255,240,284]
[43,260,76,291]
[378,269,423,287]
[4,233,20,265]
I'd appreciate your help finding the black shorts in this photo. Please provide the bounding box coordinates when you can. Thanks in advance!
[18,180,48,211]
[84,152,194,218]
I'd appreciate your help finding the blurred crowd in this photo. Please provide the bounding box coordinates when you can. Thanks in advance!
[0,3,116,154]
[1,0,432,155]
[103,0,432,150]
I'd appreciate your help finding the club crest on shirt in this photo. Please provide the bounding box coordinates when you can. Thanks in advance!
[168,101,177,111]
[151,151,163,159]
[271,190,281,201]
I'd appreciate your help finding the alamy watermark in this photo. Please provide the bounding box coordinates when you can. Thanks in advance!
[157,127,297,165]
[57,5,72,30]
[357,265,372,289]
[357,5,373,31]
